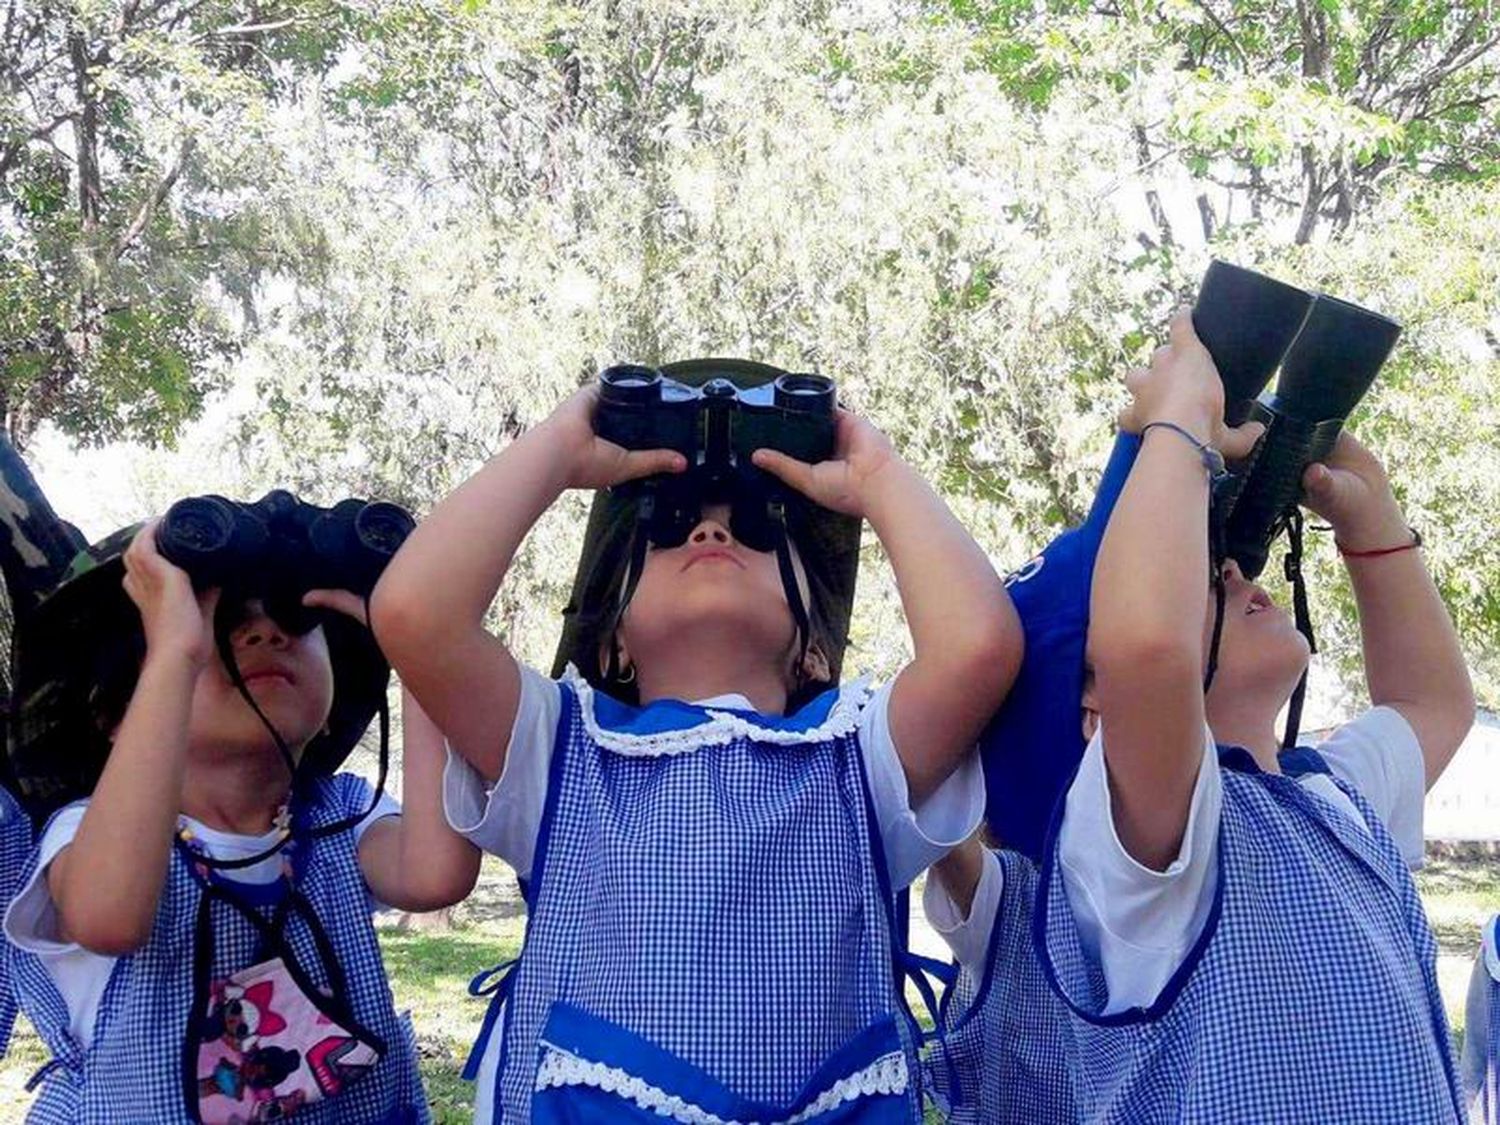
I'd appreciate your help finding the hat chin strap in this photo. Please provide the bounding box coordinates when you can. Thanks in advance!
[769,499,811,695]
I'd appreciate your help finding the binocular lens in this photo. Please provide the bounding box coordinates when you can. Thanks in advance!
[599,365,663,404]
[354,502,416,556]
[1193,260,1314,421]
[161,498,236,553]
[773,373,836,413]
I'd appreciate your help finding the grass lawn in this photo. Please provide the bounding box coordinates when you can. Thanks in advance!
[1,851,1495,1121]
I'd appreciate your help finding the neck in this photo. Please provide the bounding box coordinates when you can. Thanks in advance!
[180,744,296,835]
[632,645,792,715]
[1206,692,1283,773]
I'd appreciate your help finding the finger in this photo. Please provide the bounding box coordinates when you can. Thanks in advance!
[1124,366,1150,395]
[752,448,816,494]
[302,588,366,623]
[614,448,687,483]
[1218,421,1266,462]
[197,585,222,620]
[1301,461,1337,499]
[1169,305,1198,349]
[1150,344,1172,367]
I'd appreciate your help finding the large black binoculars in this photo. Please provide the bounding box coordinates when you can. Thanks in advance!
[1192,260,1402,579]
[595,364,838,472]
[156,490,415,633]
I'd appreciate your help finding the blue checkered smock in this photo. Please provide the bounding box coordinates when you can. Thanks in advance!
[0,786,30,1057]
[1034,745,1463,1124]
[924,848,1075,1125]
[11,773,427,1124]
[475,672,922,1123]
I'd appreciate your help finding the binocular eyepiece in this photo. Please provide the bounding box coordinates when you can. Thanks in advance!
[156,490,416,633]
[1192,261,1402,579]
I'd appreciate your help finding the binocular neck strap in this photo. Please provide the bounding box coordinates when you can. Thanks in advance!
[1280,508,1317,751]
[607,491,656,683]
[1204,493,1228,694]
[770,501,811,685]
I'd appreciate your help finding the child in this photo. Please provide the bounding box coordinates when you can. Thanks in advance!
[372,370,1020,1123]
[929,309,1474,1122]
[1464,916,1498,1122]
[5,519,479,1123]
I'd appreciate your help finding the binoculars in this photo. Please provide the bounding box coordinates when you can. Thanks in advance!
[1192,261,1402,579]
[156,490,415,633]
[595,365,838,476]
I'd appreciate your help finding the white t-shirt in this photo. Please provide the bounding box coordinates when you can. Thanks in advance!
[925,707,1427,1014]
[445,665,987,1125]
[4,793,399,1050]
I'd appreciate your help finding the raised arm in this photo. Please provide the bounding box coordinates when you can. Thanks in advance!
[370,387,682,782]
[754,411,1020,803]
[48,525,218,955]
[356,688,482,911]
[1090,310,1261,870]
[1301,435,1474,787]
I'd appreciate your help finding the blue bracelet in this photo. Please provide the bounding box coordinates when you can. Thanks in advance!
[1141,421,1227,480]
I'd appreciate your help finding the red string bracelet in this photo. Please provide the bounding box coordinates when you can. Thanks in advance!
[1337,527,1422,559]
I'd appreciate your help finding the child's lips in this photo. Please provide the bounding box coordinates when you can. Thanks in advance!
[682,549,744,571]
[241,666,296,687]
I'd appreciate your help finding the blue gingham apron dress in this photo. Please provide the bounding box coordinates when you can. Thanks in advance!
[472,671,923,1123]
[0,785,30,1056]
[1032,744,1463,1124]
[11,773,427,1124]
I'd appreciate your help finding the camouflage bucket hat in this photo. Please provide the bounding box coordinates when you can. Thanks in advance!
[551,358,863,711]
[9,524,391,822]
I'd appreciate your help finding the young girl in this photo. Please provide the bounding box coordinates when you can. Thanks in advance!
[5,519,479,1123]
[929,309,1474,1121]
[372,375,1020,1123]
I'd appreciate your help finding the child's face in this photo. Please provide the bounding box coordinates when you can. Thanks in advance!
[1201,560,1310,701]
[617,503,810,683]
[185,599,336,760]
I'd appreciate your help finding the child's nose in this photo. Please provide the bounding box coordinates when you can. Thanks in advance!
[689,519,731,546]
[233,607,290,650]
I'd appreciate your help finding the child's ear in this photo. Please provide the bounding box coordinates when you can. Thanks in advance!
[1080,671,1100,743]
[800,643,832,686]
[597,633,633,682]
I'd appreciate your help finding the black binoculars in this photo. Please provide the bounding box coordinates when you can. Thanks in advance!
[156,490,415,633]
[1192,260,1402,579]
[595,365,838,475]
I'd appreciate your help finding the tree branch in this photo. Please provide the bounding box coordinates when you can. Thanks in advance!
[0,111,74,180]
[115,136,192,259]
[1189,0,1249,69]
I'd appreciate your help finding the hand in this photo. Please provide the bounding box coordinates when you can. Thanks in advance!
[751,409,899,518]
[1301,432,1409,551]
[302,588,369,627]
[121,520,220,669]
[1118,307,1263,461]
[540,385,687,491]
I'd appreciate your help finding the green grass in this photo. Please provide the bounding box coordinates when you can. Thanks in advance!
[1,852,1494,1120]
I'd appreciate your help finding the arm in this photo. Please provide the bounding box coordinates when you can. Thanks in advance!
[357,689,482,912]
[930,834,987,921]
[48,525,218,956]
[755,412,1020,803]
[370,387,683,782]
[1301,435,1474,787]
[1091,310,1262,870]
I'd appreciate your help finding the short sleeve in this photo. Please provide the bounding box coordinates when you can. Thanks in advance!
[1314,706,1426,869]
[442,664,563,879]
[859,681,986,890]
[1053,721,1222,1016]
[921,846,1004,975]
